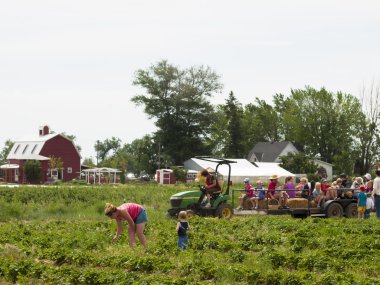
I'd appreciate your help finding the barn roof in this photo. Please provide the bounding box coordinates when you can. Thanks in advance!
[6,133,80,160]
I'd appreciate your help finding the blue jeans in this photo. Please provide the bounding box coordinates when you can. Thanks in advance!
[135,208,148,224]
[374,195,380,219]
[364,209,371,219]
[177,236,188,250]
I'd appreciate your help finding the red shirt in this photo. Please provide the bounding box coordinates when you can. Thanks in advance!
[321,184,330,194]
[267,181,276,197]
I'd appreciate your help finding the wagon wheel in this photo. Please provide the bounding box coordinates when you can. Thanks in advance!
[326,202,344,218]
[216,203,233,219]
[186,210,196,219]
[344,203,357,218]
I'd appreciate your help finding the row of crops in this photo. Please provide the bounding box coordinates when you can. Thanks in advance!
[0,184,379,284]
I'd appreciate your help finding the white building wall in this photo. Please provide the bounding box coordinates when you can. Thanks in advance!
[314,160,333,181]
[275,143,299,162]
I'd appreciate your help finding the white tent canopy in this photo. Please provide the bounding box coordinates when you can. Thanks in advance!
[184,158,295,184]
[82,167,121,184]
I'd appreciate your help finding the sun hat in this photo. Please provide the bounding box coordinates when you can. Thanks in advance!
[321,178,327,182]
[364,173,372,180]
[243,178,249,183]
[269,175,279,180]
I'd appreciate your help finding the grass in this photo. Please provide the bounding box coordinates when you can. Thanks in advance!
[0,183,379,284]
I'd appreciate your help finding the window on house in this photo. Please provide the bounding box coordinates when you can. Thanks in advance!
[67,167,72,174]
[31,144,38,154]
[22,144,29,154]
[14,145,20,154]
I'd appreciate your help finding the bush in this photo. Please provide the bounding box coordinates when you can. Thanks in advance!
[171,166,187,182]
[24,160,41,184]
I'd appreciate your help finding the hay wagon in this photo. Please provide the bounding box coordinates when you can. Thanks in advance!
[233,189,358,219]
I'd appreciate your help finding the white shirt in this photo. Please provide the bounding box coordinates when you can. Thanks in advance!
[366,197,374,210]
[373,176,380,195]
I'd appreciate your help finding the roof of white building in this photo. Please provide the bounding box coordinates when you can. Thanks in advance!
[184,158,295,181]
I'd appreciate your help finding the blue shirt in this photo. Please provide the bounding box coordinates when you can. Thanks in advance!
[357,192,367,207]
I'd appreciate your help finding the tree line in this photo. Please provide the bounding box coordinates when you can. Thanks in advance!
[1,60,379,176]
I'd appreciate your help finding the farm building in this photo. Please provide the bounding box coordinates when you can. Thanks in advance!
[0,125,81,184]
[183,158,295,184]
[248,141,333,180]
[156,169,176,184]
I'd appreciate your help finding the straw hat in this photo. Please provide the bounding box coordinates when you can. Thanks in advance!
[269,175,279,180]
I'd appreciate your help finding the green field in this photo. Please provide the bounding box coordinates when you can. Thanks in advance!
[0,184,379,284]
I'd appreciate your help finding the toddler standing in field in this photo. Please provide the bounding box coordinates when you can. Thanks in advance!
[176,211,192,250]
[357,186,367,219]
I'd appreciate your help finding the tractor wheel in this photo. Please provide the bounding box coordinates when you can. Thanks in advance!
[167,208,179,218]
[326,202,344,218]
[344,203,358,218]
[216,203,233,219]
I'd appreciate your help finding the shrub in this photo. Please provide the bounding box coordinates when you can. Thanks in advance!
[24,160,41,184]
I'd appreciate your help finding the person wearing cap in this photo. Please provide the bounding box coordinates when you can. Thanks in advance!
[372,169,380,218]
[320,178,331,197]
[363,173,372,186]
[237,178,255,210]
[267,175,279,199]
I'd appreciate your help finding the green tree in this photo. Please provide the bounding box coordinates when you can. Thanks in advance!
[94,137,121,165]
[24,160,41,184]
[207,106,229,157]
[354,81,380,173]
[275,87,363,174]
[0,140,14,164]
[171,166,187,182]
[241,98,283,155]
[222,91,244,158]
[82,157,96,167]
[101,135,157,175]
[132,60,223,164]
[279,152,318,174]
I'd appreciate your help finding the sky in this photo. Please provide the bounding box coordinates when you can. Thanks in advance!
[1,0,379,160]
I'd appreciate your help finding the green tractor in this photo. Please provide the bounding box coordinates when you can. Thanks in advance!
[167,157,236,219]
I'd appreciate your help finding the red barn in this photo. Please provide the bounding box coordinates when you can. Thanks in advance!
[2,125,81,184]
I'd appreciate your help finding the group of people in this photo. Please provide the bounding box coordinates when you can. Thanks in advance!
[236,178,266,210]
[103,169,380,250]
[236,170,380,218]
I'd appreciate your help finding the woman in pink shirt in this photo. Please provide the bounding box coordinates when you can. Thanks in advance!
[105,202,148,248]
